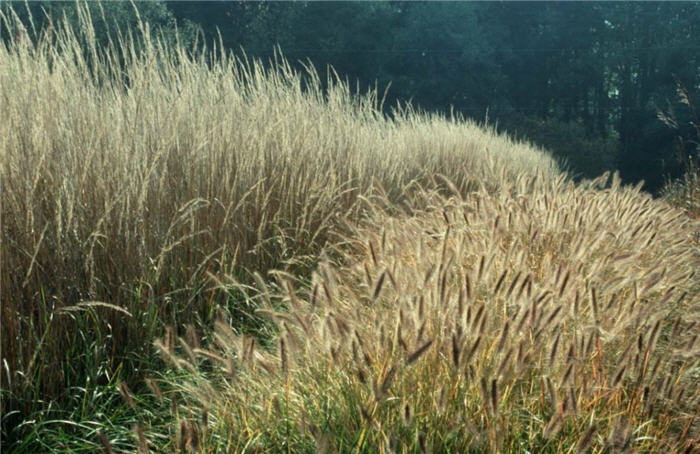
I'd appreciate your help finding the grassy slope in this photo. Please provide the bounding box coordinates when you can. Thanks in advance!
[1,9,564,452]
[1,8,698,453]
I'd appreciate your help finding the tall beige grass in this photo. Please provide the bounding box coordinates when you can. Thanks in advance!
[155,173,700,452]
[0,7,557,416]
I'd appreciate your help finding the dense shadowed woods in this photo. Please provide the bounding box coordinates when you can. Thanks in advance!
[5,1,699,191]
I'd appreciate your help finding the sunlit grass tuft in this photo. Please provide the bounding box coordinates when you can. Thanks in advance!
[662,159,700,221]
[155,173,700,452]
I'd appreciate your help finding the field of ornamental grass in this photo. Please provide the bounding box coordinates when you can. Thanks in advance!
[1,6,698,453]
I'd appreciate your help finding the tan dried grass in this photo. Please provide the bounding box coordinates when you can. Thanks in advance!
[160,173,700,451]
[0,6,557,416]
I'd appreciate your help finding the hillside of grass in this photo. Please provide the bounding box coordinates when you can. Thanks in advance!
[1,8,698,453]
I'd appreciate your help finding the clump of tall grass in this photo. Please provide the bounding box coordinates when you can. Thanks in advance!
[0,3,558,441]
[152,172,699,452]
[662,158,700,221]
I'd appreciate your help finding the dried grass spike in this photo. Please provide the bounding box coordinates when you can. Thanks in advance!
[380,365,398,395]
[279,335,289,378]
[372,270,386,302]
[490,378,499,416]
[543,413,563,439]
[477,255,486,282]
[134,424,148,453]
[577,423,597,453]
[97,431,114,454]
[452,333,461,367]
[497,320,509,352]
[145,378,164,404]
[494,269,507,295]
[407,339,434,364]
[506,271,521,299]
[558,270,570,298]
[590,287,599,324]
[402,402,412,426]
[612,364,626,387]
[118,381,136,411]
[480,376,490,413]
[549,332,561,367]
[465,273,473,300]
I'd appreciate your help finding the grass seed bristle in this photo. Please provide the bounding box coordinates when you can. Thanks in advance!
[407,339,434,365]
[372,270,386,302]
[577,423,598,453]
[97,431,114,454]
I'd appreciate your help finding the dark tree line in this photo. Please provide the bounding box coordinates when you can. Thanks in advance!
[4,1,699,192]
